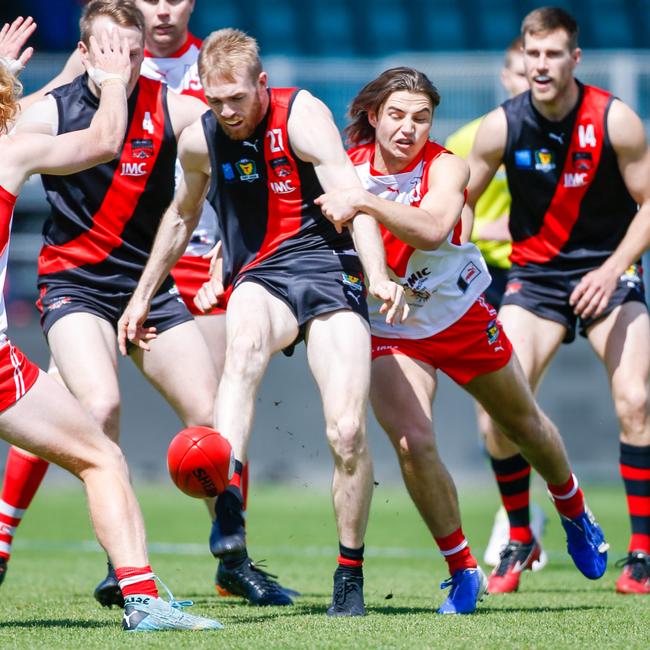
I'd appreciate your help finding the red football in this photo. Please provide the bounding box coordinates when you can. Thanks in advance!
[167,427,234,498]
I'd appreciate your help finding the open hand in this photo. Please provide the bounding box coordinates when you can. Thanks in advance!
[0,16,37,73]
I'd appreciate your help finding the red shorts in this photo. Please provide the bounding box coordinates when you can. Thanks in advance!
[0,341,40,412]
[371,297,512,385]
[170,255,226,316]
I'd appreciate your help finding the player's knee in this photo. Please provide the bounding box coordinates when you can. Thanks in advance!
[326,415,365,471]
[394,426,436,465]
[70,434,127,480]
[224,331,267,380]
[82,394,120,438]
[613,381,649,438]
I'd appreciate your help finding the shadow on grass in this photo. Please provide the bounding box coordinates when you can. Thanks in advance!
[473,604,610,614]
[0,619,110,629]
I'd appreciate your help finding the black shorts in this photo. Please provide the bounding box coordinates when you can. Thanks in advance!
[501,262,647,343]
[37,277,193,340]
[233,257,369,354]
[484,264,510,311]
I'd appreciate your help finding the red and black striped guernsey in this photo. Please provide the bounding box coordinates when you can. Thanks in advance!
[503,82,637,271]
[201,87,360,290]
[38,75,177,291]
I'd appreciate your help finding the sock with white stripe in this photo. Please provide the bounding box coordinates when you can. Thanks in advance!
[115,565,158,598]
[548,473,585,520]
[434,528,477,574]
[0,447,49,560]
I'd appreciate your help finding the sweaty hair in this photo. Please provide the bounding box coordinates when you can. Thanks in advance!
[0,65,21,134]
[345,67,440,147]
[198,28,263,86]
[521,6,579,50]
[504,36,523,67]
[79,0,145,46]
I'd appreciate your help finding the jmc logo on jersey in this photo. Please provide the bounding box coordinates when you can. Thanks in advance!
[563,172,588,188]
[121,162,148,177]
[270,180,296,194]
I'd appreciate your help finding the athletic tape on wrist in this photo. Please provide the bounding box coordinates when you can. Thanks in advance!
[87,66,126,87]
[0,57,24,76]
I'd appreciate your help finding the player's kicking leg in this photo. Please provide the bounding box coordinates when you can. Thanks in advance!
[210,282,296,606]
[587,302,650,594]
[0,348,221,632]
[371,352,486,614]
[466,353,609,586]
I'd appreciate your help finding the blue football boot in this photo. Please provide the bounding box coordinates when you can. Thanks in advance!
[437,567,488,615]
[560,506,609,579]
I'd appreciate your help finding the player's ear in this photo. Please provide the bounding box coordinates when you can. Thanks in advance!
[257,71,268,91]
[368,110,378,128]
[77,40,90,66]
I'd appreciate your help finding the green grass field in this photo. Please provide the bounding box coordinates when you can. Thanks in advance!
[0,482,646,649]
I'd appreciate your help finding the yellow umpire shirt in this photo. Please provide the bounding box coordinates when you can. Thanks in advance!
[445,117,512,270]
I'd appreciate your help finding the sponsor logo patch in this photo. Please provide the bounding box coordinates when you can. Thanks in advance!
[47,296,72,311]
[236,158,259,182]
[563,172,587,188]
[270,180,296,194]
[572,151,593,171]
[486,319,500,345]
[131,138,154,159]
[222,163,236,181]
[121,162,147,177]
[270,156,293,178]
[504,280,522,296]
[534,148,555,172]
[457,261,481,292]
[620,263,643,288]
[514,150,533,168]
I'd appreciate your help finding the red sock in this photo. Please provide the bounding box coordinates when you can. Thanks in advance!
[435,528,478,574]
[548,473,585,520]
[115,565,158,598]
[229,460,243,490]
[0,447,49,560]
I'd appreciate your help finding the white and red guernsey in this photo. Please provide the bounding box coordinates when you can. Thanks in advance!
[141,34,218,260]
[0,186,13,342]
[349,140,490,338]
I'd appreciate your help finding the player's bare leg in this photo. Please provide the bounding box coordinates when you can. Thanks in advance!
[371,354,461,536]
[479,306,566,590]
[371,352,485,613]
[131,319,217,427]
[0,370,221,630]
[588,302,650,593]
[467,352,608,582]
[211,282,297,606]
[194,313,227,381]
[47,313,121,442]
[306,310,373,616]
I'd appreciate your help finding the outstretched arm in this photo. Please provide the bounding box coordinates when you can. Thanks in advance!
[289,91,407,324]
[569,99,650,318]
[117,119,211,354]
[1,29,130,194]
